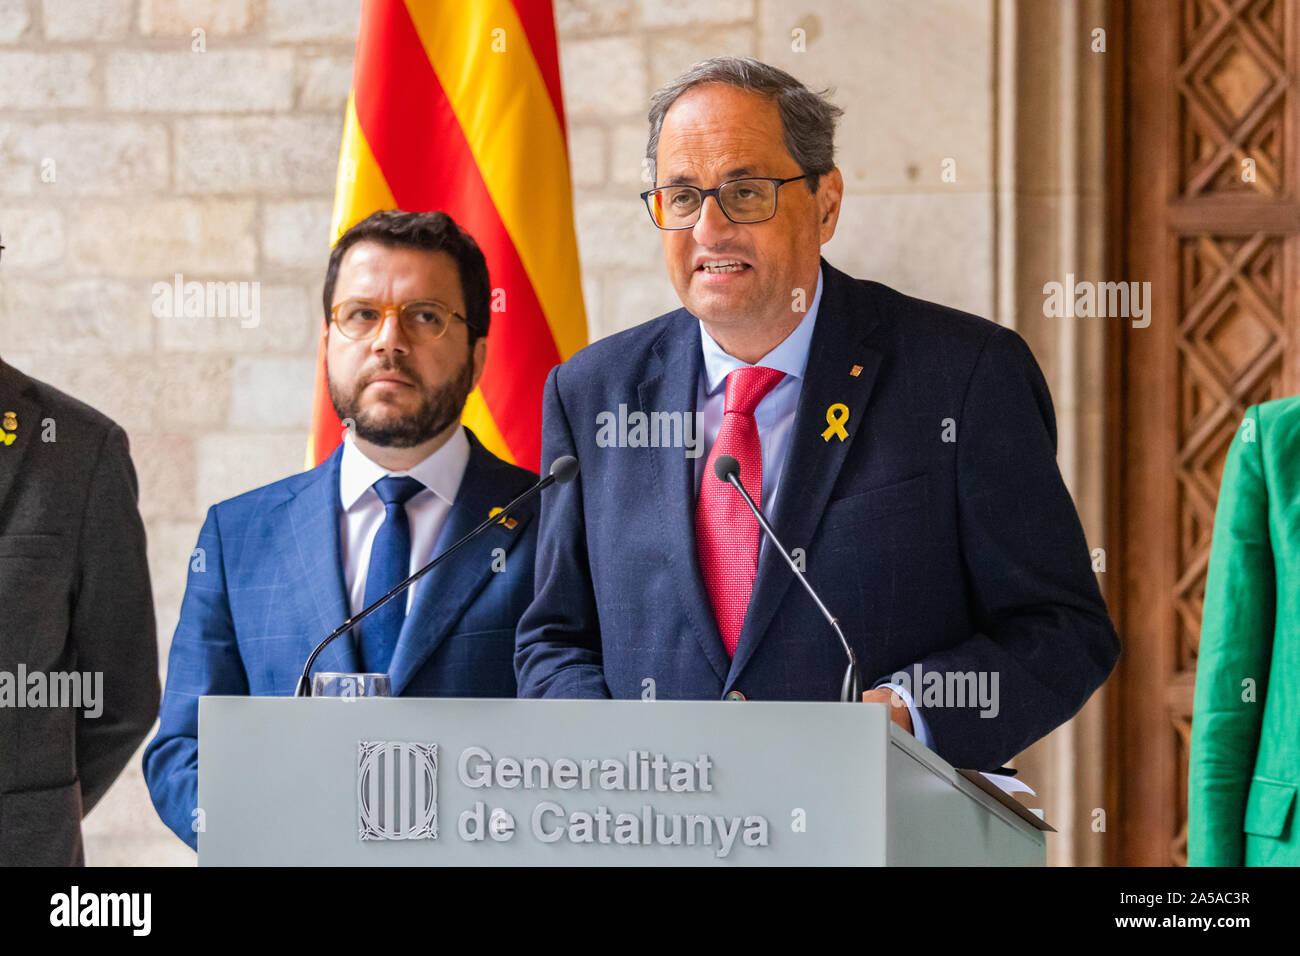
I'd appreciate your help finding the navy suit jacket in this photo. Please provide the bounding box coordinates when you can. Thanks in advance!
[515,259,1120,770]
[144,428,537,849]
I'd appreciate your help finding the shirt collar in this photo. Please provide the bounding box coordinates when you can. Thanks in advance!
[698,266,823,396]
[339,423,470,512]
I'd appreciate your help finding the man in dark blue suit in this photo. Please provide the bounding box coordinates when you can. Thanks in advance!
[145,211,537,849]
[515,57,1119,772]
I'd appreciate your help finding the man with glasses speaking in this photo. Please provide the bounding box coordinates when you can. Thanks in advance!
[145,211,539,850]
[516,58,1120,772]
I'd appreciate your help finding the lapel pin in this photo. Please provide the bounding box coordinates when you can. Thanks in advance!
[489,506,518,530]
[850,365,863,377]
[822,403,850,442]
[1,411,15,446]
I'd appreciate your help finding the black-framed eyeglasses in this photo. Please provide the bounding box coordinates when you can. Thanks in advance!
[640,175,808,230]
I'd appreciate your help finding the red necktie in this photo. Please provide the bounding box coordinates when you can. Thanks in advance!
[696,365,786,657]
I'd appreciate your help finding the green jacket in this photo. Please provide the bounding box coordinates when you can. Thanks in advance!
[1190,399,1300,865]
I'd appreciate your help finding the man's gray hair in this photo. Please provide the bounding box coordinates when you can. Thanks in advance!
[645,56,844,192]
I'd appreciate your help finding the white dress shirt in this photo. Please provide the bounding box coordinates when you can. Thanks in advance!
[692,268,823,517]
[689,268,934,748]
[338,425,470,616]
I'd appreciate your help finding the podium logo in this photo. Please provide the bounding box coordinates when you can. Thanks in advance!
[358,741,438,841]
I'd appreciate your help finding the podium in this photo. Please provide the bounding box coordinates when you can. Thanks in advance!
[197,697,1047,865]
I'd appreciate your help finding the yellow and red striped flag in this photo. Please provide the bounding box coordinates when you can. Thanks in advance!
[309,0,587,471]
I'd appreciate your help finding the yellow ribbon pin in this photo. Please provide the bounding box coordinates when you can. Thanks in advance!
[822,403,849,442]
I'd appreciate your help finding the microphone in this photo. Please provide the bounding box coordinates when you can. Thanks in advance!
[293,455,580,696]
[712,454,863,703]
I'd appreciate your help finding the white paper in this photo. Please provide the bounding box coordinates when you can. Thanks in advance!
[980,772,1036,797]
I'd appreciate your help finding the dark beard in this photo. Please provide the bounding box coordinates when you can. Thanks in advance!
[327,350,475,448]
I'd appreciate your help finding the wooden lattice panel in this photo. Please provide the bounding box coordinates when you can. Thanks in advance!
[1175,235,1288,672]
[1145,0,1294,866]
[1115,0,1298,867]
[1179,0,1287,196]
[1173,715,1193,865]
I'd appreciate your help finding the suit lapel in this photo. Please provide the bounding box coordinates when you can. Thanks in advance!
[638,313,732,684]
[275,446,361,676]
[0,360,40,522]
[728,263,884,685]
[387,433,526,695]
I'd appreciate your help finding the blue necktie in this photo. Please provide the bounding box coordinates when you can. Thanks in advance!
[359,476,425,673]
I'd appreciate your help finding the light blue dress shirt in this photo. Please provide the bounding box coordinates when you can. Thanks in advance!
[690,267,934,749]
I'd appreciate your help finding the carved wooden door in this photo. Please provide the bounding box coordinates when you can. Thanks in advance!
[1112,0,1298,864]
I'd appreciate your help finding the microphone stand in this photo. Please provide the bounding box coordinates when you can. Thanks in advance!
[716,458,863,703]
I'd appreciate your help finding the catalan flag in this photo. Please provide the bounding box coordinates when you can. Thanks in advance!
[309,0,587,471]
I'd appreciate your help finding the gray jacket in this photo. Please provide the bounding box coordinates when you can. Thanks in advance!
[0,357,159,865]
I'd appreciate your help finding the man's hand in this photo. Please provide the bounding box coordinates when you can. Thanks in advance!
[862,688,914,735]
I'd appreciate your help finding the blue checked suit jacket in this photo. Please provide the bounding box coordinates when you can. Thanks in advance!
[144,427,537,849]
[515,259,1120,771]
